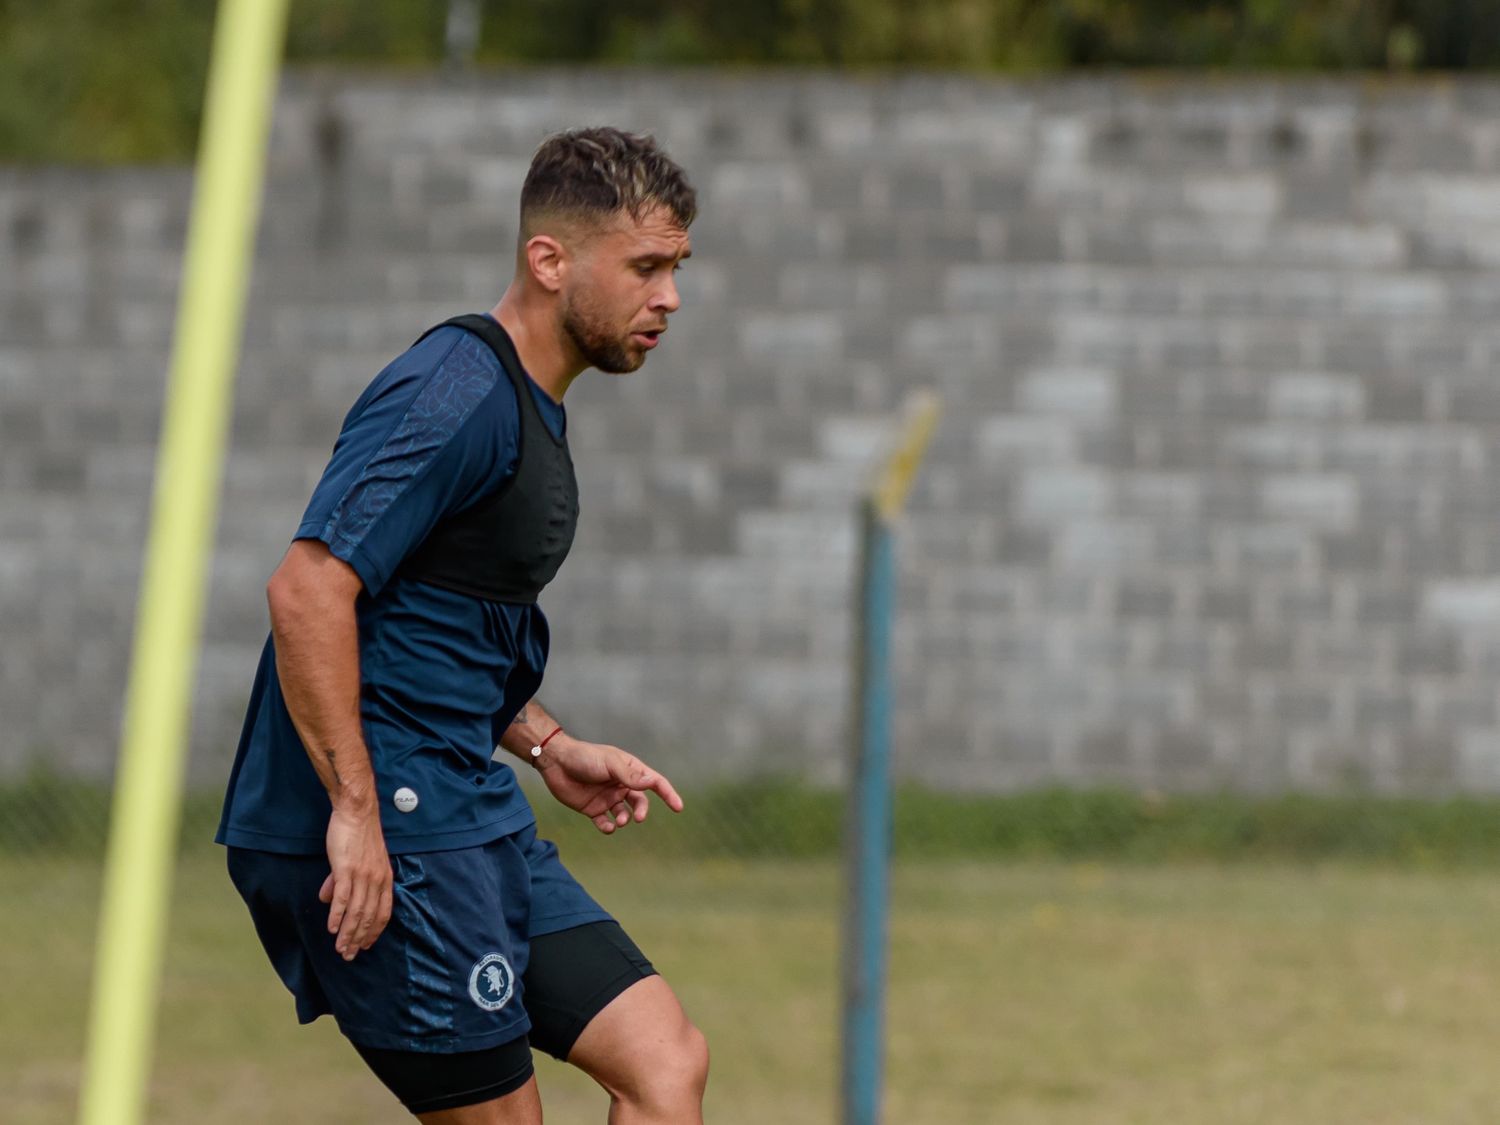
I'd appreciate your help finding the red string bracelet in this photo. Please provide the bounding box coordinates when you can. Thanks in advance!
[529,726,565,760]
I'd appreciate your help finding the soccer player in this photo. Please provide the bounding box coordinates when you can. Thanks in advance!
[216,127,706,1123]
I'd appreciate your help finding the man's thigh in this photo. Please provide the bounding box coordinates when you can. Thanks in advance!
[226,841,535,1051]
[562,972,705,1115]
[229,840,543,1116]
[515,822,659,1060]
[521,919,658,1060]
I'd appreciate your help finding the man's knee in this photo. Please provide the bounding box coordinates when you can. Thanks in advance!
[613,1019,709,1111]
[676,1022,710,1098]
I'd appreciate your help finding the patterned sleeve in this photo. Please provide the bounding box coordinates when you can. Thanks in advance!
[294,328,520,595]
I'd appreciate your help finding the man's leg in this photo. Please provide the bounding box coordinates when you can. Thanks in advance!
[565,975,709,1124]
[517,828,708,1121]
[416,1076,543,1125]
[352,1035,539,1121]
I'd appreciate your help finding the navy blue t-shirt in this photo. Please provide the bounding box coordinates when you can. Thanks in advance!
[216,316,567,855]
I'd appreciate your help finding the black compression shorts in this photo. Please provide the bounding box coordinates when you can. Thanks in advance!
[353,920,656,1115]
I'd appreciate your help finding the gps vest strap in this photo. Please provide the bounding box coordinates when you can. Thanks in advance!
[394,314,579,604]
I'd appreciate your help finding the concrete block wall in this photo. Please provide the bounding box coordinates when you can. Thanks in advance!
[6,71,1500,791]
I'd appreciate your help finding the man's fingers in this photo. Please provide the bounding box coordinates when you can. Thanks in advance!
[326,875,351,936]
[603,755,684,816]
[318,873,335,905]
[639,768,684,813]
[629,789,649,822]
[337,881,369,959]
[354,871,390,951]
[337,888,363,954]
[594,813,616,834]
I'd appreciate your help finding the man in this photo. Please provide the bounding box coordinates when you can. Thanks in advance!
[216,127,706,1124]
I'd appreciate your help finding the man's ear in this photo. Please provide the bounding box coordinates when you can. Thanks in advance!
[524,235,567,293]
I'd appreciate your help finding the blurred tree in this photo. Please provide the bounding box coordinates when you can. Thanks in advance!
[3,0,1500,162]
[0,0,213,162]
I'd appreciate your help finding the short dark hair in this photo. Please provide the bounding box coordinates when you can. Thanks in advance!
[519,127,697,238]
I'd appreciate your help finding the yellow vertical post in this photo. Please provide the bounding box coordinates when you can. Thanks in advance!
[76,2,289,1123]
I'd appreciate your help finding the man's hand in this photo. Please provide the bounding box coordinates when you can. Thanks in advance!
[318,802,393,960]
[536,736,685,835]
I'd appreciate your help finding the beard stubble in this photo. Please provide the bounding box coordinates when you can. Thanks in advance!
[561,290,644,375]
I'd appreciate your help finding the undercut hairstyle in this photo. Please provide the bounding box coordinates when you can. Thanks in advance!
[519,127,697,241]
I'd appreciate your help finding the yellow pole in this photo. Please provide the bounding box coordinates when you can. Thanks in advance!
[76,2,289,1123]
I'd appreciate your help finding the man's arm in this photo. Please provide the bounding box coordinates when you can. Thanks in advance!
[266,538,392,960]
[498,699,684,834]
[497,698,569,768]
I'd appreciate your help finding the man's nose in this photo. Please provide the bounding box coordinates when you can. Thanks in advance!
[650,274,681,314]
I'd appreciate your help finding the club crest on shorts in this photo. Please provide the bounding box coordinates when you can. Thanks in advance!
[468,952,515,1012]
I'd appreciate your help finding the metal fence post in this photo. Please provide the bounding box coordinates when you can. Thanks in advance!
[841,393,940,1125]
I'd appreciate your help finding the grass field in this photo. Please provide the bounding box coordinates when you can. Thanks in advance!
[8,843,1500,1124]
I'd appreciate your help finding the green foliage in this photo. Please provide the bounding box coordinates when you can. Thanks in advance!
[2,1,1499,162]
[0,0,214,162]
[0,0,447,162]
[472,0,1491,72]
[284,0,446,63]
[10,768,1500,866]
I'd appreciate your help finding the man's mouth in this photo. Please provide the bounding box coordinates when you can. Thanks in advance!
[631,328,665,349]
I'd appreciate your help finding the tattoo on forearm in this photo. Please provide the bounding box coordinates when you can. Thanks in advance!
[323,748,343,788]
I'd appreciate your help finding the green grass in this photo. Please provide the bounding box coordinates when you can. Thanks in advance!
[8,845,1500,1123]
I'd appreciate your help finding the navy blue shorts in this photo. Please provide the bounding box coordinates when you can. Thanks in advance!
[227,822,648,1056]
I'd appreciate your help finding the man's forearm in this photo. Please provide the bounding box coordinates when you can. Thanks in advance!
[268,564,376,811]
[499,698,567,766]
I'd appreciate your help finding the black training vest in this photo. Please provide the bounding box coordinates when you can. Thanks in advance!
[395,314,579,604]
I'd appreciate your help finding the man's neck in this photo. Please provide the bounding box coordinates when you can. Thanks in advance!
[490,291,583,404]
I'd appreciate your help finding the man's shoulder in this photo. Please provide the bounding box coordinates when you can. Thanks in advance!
[385,322,506,396]
[352,322,519,433]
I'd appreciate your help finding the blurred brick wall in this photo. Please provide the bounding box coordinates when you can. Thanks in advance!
[6,72,1500,792]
